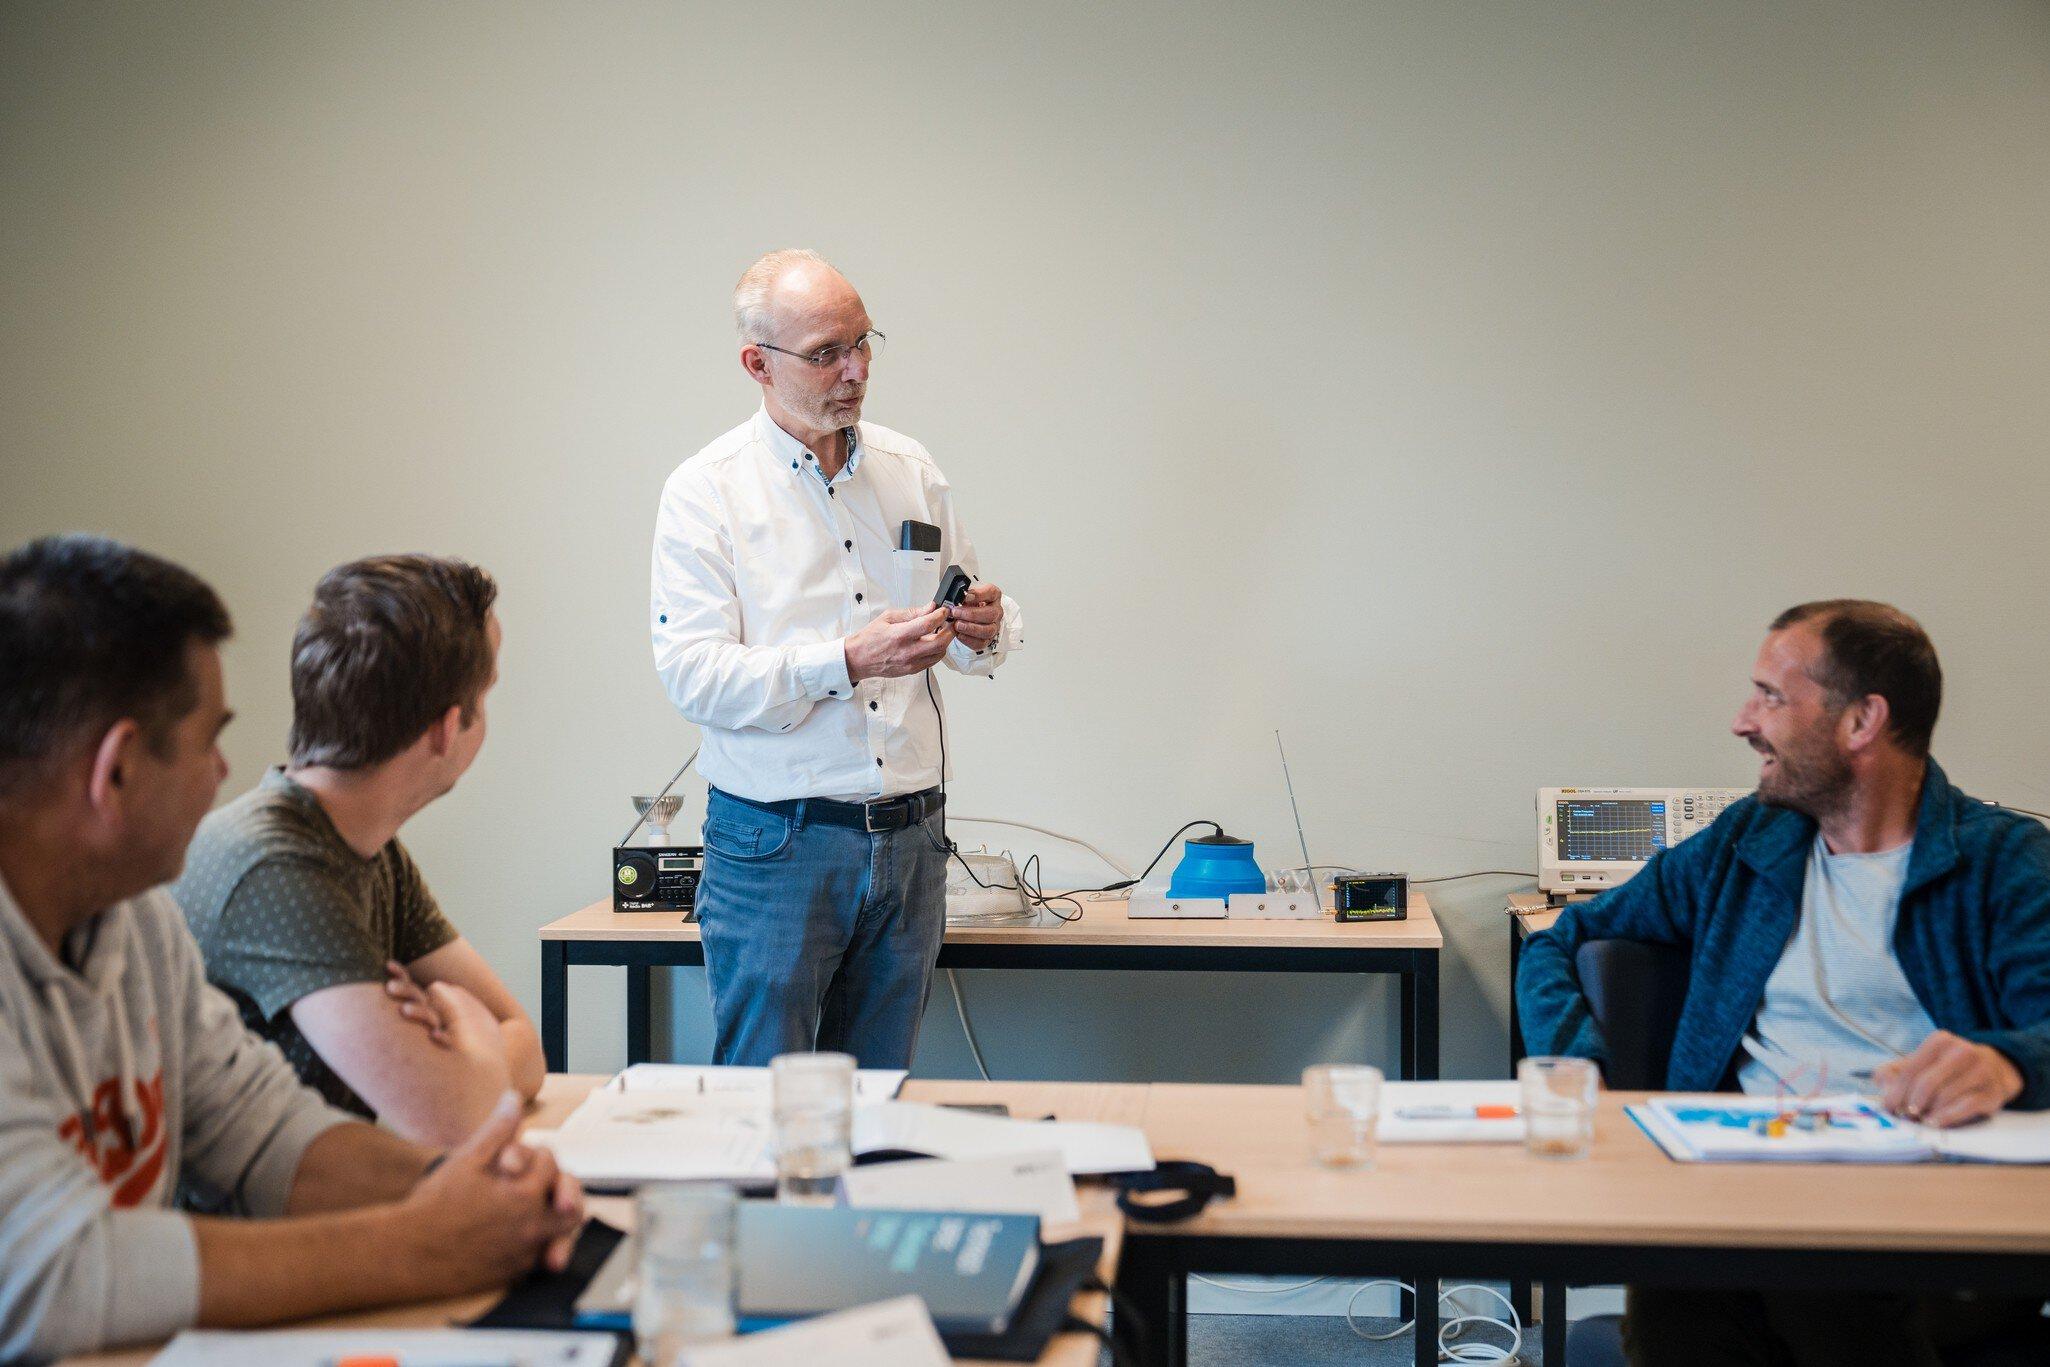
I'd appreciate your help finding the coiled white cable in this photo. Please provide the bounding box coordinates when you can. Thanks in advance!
[1344,1280,1524,1364]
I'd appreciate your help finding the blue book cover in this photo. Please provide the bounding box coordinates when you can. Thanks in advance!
[736,1204,1041,1335]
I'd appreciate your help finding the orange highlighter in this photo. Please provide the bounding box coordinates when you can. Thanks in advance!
[1393,1104,1520,1120]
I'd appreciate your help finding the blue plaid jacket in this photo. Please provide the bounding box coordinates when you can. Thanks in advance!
[1516,760,2050,1109]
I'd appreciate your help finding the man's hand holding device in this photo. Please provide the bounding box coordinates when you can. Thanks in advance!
[846,606,954,682]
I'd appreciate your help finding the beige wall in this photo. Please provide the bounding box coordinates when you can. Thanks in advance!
[5,0,2048,1083]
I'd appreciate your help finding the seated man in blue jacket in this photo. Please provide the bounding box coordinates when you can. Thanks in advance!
[1518,599,2050,1367]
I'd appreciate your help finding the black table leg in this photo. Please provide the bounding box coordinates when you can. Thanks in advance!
[541,939,568,1073]
[1115,1241,1185,1367]
[1399,968,1418,1080]
[1415,952,1440,1081]
[1413,1276,1438,1367]
[1543,1280,1569,1364]
[627,964,654,1065]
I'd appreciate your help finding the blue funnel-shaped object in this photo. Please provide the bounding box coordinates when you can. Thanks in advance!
[1167,834,1266,899]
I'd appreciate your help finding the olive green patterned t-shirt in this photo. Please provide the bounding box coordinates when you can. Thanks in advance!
[171,766,459,1119]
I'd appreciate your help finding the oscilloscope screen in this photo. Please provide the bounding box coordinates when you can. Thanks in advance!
[1557,799,1667,863]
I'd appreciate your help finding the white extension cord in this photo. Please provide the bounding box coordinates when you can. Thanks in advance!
[1346,1280,1524,1364]
[1187,1276,1525,1364]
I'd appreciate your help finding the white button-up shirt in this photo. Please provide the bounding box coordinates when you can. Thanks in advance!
[652,408,1022,803]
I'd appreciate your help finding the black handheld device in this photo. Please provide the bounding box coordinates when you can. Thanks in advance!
[933,563,972,607]
[899,519,942,553]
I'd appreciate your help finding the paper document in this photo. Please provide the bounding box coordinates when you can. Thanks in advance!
[678,1297,950,1367]
[1379,1081,1526,1144]
[544,1088,1153,1185]
[538,1088,775,1185]
[839,1148,1082,1224]
[1629,1093,2050,1165]
[856,1100,1154,1175]
[149,1327,616,1366]
[611,1063,909,1101]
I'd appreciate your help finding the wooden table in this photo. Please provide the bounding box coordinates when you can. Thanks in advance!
[1114,1083,2050,1367]
[541,892,1444,1080]
[63,1075,1129,1367]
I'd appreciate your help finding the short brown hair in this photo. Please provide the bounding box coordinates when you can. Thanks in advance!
[0,535,232,800]
[289,555,498,769]
[1770,599,1942,756]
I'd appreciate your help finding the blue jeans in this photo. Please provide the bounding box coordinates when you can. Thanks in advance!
[695,787,948,1068]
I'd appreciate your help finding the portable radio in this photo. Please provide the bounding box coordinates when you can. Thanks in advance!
[611,844,703,916]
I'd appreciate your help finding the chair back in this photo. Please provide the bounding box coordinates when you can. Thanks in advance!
[1572,939,1690,1090]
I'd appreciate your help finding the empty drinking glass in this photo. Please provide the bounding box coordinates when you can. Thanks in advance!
[634,1182,738,1366]
[1304,1063,1383,1168]
[1520,1055,1599,1160]
[771,1050,856,1205]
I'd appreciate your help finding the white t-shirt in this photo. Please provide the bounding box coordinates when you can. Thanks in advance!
[1738,833,1937,1096]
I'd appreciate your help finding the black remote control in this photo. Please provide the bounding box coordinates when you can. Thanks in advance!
[933,563,972,608]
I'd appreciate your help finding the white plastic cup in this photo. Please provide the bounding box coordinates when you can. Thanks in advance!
[1520,1055,1599,1160]
[1304,1064,1383,1168]
[771,1050,856,1205]
[633,1182,738,1365]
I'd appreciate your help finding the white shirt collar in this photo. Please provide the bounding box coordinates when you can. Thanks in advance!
[754,406,862,482]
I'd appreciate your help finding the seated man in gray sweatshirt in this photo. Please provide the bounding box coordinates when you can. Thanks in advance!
[0,535,584,1364]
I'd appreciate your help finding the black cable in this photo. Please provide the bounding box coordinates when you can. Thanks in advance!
[1060,818,1224,897]
[1411,870,1538,884]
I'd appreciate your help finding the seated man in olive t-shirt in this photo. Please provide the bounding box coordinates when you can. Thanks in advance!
[174,556,542,1146]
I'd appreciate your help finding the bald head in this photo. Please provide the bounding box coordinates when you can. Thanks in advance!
[733,248,860,343]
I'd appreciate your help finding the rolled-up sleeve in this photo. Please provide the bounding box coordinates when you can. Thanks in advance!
[652,468,850,730]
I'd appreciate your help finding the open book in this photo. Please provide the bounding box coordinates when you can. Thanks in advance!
[1629,1093,2050,1165]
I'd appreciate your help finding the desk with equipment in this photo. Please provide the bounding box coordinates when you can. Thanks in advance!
[540,891,1443,1081]
[58,1075,1130,1367]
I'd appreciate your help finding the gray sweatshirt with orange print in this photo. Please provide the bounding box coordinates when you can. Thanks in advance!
[0,873,347,1363]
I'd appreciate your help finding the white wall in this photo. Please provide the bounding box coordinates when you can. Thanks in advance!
[5,0,2048,1088]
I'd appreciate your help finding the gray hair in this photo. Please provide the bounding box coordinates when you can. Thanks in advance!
[733,248,833,342]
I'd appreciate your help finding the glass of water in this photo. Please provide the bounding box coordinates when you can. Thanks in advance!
[771,1050,856,1205]
[1303,1064,1383,1168]
[1520,1055,1599,1160]
[634,1182,737,1366]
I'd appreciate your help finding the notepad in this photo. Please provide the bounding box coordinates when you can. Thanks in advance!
[1629,1093,2050,1165]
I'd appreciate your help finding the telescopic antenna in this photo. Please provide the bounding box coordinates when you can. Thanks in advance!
[1275,730,1314,880]
[619,746,701,846]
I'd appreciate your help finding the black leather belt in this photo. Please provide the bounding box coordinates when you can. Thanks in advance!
[714,786,945,834]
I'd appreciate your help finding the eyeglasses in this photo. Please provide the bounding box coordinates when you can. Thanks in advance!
[752,330,886,369]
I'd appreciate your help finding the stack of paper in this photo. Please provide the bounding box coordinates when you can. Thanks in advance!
[609,1063,909,1100]
[540,1087,1154,1186]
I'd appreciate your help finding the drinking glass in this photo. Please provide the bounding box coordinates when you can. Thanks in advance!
[1520,1055,1599,1160]
[633,1182,738,1365]
[771,1050,856,1204]
[1304,1063,1383,1168]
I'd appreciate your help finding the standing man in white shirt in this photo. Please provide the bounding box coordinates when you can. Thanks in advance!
[651,249,1022,1068]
